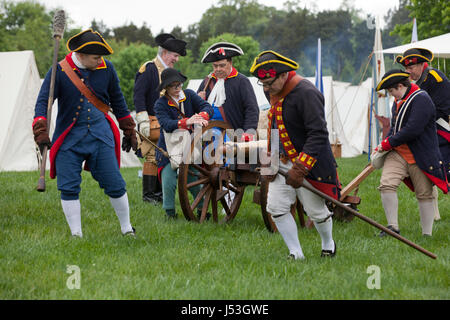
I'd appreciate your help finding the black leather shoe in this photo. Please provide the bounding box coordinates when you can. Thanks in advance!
[379,225,400,237]
[321,241,336,258]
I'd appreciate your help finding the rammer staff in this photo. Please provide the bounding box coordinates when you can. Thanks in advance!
[37,10,66,192]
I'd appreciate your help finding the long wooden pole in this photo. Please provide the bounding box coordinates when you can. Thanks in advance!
[36,10,65,192]
[36,37,61,191]
[278,170,437,259]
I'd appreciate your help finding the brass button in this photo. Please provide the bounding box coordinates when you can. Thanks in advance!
[87,117,90,120]
[87,124,90,128]
[439,161,443,164]
[77,106,81,109]
[73,117,76,121]
[80,98,84,102]
[429,166,433,170]
[318,177,322,181]
[87,109,91,112]
[75,112,79,115]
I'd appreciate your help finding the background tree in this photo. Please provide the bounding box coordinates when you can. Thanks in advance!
[112,22,154,45]
[0,0,53,76]
[90,19,112,39]
[391,0,450,42]
[3,0,421,94]
[390,0,449,76]
[109,43,157,110]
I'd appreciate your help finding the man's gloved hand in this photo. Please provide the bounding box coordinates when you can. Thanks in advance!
[32,119,52,153]
[121,136,133,152]
[136,111,150,137]
[119,116,138,152]
[285,159,309,189]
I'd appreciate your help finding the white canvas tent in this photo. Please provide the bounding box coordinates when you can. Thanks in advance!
[0,50,141,172]
[333,80,372,157]
[381,32,450,59]
[0,51,42,171]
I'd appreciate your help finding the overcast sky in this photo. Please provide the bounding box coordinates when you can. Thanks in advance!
[22,0,400,33]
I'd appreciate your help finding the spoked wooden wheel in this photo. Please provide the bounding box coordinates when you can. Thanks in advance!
[178,121,246,223]
[259,177,306,232]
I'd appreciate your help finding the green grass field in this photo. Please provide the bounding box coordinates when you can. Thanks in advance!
[0,155,448,300]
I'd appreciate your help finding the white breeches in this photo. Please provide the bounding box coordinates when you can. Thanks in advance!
[266,161,331,222]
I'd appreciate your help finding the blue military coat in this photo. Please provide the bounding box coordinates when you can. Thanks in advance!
[383,84,448,193]
[33,53,131,178]
[154,89,213,170]
[416,66,450,174]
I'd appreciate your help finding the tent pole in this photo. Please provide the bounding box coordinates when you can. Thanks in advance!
[368,87,374,161]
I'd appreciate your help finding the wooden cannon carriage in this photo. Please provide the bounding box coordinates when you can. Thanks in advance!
[176,120,364,232]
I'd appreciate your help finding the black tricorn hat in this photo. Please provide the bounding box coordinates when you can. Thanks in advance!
[250,50,299,79]
[66,29,113,55]
[155,33,187,56]
[201,42,244,63]
[395,48,434,66]
[157,68,187,92]
[376,69,411,91]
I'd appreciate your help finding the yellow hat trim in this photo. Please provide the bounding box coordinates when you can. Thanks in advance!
[376,72,410,91]
[400,48,434,63]
[66,28,114,54]
[250,50,299,73]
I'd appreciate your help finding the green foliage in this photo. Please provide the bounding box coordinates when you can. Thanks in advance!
[0,0,53,76]
[112,22,154,46]
[391,0,450,43]
[192,0,268,58]
[390,0,450,77]
[109,43,157,110]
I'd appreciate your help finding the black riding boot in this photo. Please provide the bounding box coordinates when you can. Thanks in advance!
[143,175,163,204]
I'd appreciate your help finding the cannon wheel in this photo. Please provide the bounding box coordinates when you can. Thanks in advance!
[259,177,306,233]
[178,121,246,223]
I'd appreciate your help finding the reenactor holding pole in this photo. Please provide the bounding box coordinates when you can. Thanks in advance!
[32,29,137,237]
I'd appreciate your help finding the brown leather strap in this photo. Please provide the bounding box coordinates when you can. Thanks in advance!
[59,58,110,114]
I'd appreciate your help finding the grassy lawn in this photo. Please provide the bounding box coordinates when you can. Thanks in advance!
[0,155,448,300]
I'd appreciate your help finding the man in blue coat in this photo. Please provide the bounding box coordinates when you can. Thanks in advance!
[133,33,187,204]
[375,69,448,236]
[396,48,450,221]
[33,29,137,237]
